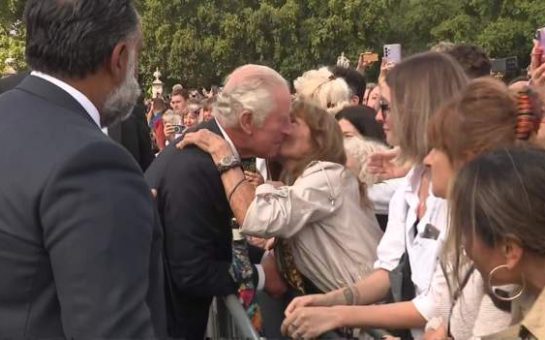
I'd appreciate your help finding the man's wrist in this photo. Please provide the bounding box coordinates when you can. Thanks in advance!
[212,144,234,162]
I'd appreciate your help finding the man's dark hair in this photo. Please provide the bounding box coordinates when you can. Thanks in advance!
[171,88,189,100]
[329,66,366,104]
[446,43,491,79]
[24,0,139,79]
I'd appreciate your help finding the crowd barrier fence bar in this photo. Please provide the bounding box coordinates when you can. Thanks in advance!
[207,295,261,339]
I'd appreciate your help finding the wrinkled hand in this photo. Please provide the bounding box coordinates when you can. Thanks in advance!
[367,148,410,181]
[177,129,232,163]
[244,171,264,187]
[261,251,288,299]
[281,306,341,338]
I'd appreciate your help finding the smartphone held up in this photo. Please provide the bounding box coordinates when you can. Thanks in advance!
[536,27,545,65]
[383,44,402,64]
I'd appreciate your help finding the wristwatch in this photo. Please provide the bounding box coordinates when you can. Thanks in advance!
[216,155,241,174]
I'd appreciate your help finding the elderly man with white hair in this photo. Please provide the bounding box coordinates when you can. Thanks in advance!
[145,64,293,339]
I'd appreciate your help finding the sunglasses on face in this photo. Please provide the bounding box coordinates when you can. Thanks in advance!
[379,100,391,117]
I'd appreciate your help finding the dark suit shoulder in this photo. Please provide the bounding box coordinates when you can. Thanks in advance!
[145,142,217,190]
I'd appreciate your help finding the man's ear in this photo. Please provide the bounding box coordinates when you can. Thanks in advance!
[239,110,254,135]
[502,235,524,271]
[108,41,130,83]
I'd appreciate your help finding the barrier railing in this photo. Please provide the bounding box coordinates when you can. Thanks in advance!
[206,294,392,340]
[207,295,261,339]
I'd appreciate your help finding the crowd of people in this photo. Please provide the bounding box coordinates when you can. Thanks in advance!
[1,1,545,339]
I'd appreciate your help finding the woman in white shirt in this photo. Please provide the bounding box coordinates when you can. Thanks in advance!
[179,100,382,294]
[281,52,468,339]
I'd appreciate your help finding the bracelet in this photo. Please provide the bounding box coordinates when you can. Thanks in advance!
[342,286,354,305]
[342,285,360,305]
[228,178,248,202]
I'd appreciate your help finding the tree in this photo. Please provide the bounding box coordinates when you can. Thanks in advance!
[0,0,26,74]
[139,0,390,90]
[3,0,544,86]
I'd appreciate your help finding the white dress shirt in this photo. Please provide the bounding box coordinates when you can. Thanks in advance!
[31,71,101,128]
[374,165,449,338]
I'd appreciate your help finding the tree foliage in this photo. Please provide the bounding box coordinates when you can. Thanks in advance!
[0,0,26,74]
[2,0,545,87]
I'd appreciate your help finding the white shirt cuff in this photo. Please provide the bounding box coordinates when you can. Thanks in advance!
[255,264,266,291]
[412,292,434,321]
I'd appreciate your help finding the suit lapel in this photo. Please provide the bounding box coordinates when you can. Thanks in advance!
[16,75,98,128]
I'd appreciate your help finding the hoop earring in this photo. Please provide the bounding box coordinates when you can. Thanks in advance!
[487,264,526,302]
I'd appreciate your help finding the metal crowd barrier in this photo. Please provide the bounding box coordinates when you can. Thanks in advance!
[205,293,392,340]
[207,295,261,339]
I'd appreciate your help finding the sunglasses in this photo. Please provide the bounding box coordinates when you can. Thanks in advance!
[379,100,391,117]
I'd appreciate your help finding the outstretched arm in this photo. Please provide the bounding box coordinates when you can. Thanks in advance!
[178,129,256,225]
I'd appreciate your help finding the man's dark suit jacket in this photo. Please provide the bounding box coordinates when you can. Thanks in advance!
[0,72,29,95]
[0,76,166,338]
[109,102,155,171]
[1,72,155,171]
[145,119,238,339]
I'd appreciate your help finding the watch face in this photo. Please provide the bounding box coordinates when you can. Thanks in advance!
[220,156,235,166]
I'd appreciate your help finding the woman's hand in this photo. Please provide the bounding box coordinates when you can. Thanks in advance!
[177,129,232,163]
[378,57,396,85]
[367,148,411,181]
[285,294,331,316]
[163,123,177,141]
[265,180,285,188]
[281,306,342,338]
[244,171,264,187]
[529,40,545,115]
[246,236,269,249]
[424,317,449,340]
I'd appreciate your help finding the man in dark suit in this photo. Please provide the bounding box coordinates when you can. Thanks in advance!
[0,72,155,171]
[109,99,155,171]
[145,65,291,339]
[0,1,165,338]
[0,72,29,95]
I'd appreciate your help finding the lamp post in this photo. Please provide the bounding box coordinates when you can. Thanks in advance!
[336,52,350,68]
[3,57,17,77]
[151,67,164,98]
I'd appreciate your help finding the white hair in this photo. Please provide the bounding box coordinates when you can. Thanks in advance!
[213,65,289,128]
[293,66,351,115]
[344,136,388,186]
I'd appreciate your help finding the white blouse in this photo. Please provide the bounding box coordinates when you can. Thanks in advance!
[374,165,449,338]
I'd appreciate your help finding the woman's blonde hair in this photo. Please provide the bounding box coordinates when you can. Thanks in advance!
[294,67,351,115]
[284,100,347,182]
[386,52,468,163]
